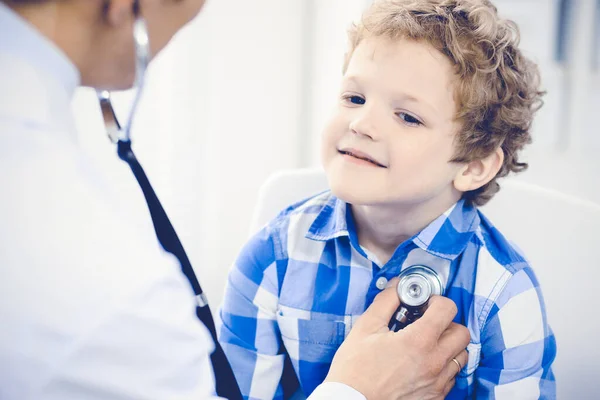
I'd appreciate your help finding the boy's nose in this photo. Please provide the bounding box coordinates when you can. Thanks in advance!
[349,107,380,141]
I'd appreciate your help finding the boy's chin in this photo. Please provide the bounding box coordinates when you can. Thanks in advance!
[329,180,386,206]
[328,176,445,209]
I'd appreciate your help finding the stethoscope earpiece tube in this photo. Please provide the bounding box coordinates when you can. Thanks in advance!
[95,10,243,399]
[389,265,444,332]
[97,9,149,143]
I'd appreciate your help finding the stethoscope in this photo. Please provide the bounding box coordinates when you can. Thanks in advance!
[94,18,448,333]
[97,16,148,144]
[388,265,445,332]
[94,11,244,400]
[93,6,444,394]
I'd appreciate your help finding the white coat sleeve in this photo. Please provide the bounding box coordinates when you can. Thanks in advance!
[308,382,367,400]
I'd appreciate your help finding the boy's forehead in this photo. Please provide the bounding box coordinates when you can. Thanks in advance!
[350,36,453,77]
[346,36,457,115]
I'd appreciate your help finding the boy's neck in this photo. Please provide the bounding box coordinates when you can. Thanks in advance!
[351,194,461,266]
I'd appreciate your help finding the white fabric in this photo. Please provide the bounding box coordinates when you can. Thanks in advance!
[0,4,362,399]
[309,382,366,400]
[0,3,222,400]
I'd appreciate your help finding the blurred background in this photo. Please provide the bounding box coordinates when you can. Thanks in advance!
[71,0,600,310]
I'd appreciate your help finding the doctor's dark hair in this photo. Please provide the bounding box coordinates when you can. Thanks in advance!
[344,0,544,206]
[1,0,49,3]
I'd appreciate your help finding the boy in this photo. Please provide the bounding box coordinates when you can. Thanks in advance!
[219,0,556,398]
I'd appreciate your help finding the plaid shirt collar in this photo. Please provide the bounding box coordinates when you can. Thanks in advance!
[306,194,480,261]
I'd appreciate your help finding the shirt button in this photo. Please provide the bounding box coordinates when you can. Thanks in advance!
[375,277,388,290]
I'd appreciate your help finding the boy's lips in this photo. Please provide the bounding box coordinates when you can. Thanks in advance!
[338,148,387,168]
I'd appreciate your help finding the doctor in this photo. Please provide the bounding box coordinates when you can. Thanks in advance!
[0,0,470,399]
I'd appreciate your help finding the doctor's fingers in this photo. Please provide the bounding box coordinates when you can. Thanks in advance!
[353,278,400,335]
[435,349,468,399]
[437,322,471,361]
[442,348,468,382]
[420,349,467,400]
[404,295,458,341]
[442,378,456,399]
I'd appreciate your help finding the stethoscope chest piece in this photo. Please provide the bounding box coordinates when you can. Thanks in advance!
[390,265,444,331]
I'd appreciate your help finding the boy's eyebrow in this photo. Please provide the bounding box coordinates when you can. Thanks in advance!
[342,75,440,115]
[340,75,360,88]
[400,94,439,115]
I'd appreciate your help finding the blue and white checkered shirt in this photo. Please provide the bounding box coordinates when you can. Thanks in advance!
[219,191,556,399]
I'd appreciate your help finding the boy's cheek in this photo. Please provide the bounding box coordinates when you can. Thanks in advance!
[322,113,349,139]
[320,131,342,162]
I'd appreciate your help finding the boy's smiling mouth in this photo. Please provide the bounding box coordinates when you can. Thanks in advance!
[338,148,387,168]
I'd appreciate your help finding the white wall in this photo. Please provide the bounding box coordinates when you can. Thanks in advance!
[304,0,372,165]
[72,0,599,311]
[72,0,314,309]
[494,0,600,204]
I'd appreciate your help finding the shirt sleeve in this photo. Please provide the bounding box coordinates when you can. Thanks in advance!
[308,382,366,400]
[38,261,224,400]
[219,227,290,399]
[475,266,556,399]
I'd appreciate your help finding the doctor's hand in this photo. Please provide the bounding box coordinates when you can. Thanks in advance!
[324,280,470,400]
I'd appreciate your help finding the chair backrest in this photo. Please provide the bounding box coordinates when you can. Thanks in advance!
[250,168,600,398]
[250,168,329,232]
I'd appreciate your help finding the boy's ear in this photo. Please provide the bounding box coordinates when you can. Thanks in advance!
[453,147,504,193]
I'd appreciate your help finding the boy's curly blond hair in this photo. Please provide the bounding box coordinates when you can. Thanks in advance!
[344,0,544,206]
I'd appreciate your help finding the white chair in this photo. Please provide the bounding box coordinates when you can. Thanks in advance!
[250,167,600,399]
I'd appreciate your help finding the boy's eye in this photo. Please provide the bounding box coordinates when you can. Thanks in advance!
[398,112,422,126]
[344,95,365,105]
